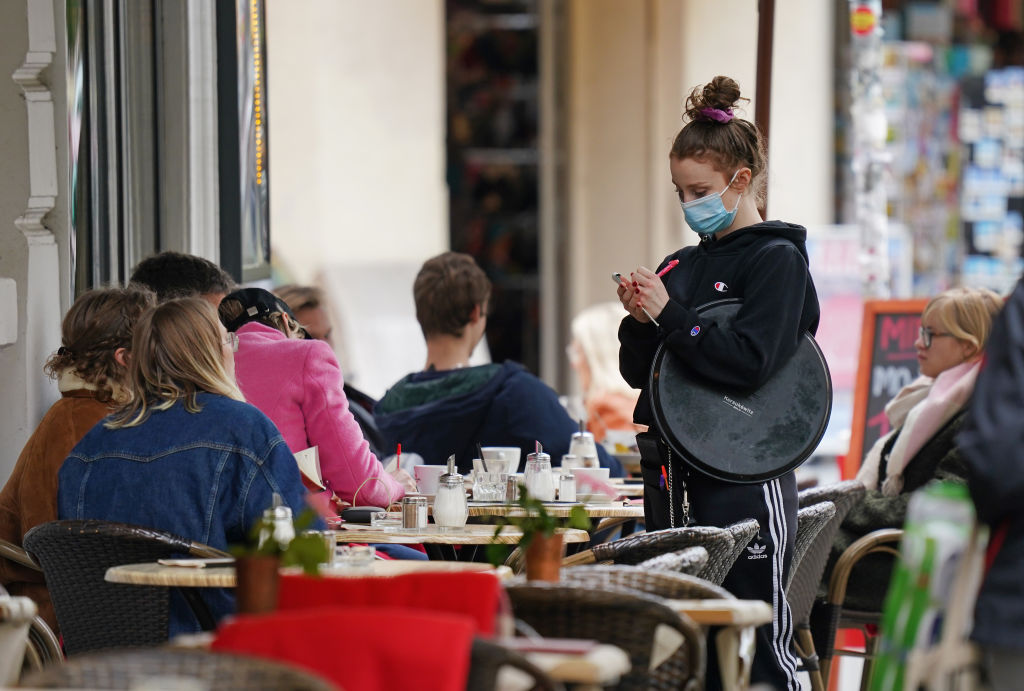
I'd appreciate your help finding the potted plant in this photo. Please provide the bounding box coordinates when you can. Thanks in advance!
[486,485,590,581]
[230,506,330,614]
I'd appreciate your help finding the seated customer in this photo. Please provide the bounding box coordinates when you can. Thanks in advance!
[0,286,154,632]
[59,297,317,636]
[130,251,235,305]
[218,288,413,508]
[824,286,1002,609]
[274,284,334,344]
[374,252,623,476]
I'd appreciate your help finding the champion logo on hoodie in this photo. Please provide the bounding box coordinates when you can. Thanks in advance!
[690,326,701,336]
[714,281,729,292]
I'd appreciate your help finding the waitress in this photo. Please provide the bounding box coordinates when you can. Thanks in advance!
[617,75,819,691]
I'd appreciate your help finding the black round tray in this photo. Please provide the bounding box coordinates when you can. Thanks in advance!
[649,299,832,483]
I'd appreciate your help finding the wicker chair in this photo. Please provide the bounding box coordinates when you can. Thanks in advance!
[562,564,732,601]
[561,519,759,586]
[637,546,709,576]
[22,520,229,656]
[0,538,65,671]
[789,501,837,590]
[506,581,705,690]
[19,648,337,690]
[465,637,561,691]
[785,480,866,690]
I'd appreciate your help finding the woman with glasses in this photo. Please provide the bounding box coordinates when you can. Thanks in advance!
[58,297,317,636]
[822,286,1003,611]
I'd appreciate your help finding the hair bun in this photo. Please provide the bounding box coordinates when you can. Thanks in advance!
[684,75,746,124]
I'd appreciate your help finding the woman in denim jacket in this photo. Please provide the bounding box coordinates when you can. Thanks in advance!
[59,298,316,637]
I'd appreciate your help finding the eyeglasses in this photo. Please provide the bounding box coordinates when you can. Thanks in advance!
[223,332,239,352]
[918,326,954,349]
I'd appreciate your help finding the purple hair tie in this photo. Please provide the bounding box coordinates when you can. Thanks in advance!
[699,107,734,123]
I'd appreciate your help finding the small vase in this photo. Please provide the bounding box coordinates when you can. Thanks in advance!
[235,555,280,614]
[525,532,563,582]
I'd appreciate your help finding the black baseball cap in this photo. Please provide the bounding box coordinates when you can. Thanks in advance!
[221,287,299,333]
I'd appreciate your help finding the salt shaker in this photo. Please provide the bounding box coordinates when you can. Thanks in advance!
[401,496,428,530]
[524,443,555,501]
[433,455,468,529]
[559,473,577,502]
[258,493,294,550]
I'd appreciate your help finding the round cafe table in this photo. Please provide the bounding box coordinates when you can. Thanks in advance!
[335,524,591,561]
[466,502,644,519]
[105,559,506,588]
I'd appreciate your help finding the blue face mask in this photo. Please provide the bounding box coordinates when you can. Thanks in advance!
[679,170,741,237]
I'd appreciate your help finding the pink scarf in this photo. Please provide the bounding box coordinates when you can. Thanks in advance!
[857,359,980,496]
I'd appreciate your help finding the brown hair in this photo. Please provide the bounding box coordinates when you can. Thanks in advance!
[275,284,324,313]
[107,298,244,428]
[44,286,156,402]
[923,287,1004,356]
[670,76,768,204]
[414,252,491,338]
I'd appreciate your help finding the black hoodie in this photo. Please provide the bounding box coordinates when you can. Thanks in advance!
[619,220,820,425]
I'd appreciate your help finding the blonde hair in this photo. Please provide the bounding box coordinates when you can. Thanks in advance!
[107,298,244,428]
[570,302,635,397]
[923,287,1004,356]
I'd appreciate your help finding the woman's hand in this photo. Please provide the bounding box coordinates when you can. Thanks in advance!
[617,273,650,323]
[632,267,669,320]
[618,266,669,322]
[390,467,418,493]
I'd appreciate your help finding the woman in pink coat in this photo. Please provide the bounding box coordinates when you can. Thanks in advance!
[219,288,414,508]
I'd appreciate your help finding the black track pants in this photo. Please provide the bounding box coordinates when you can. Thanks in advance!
[687,469,800,691]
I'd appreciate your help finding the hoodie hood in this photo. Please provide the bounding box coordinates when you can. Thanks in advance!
[374,362,522,469]
[702,220,810,263]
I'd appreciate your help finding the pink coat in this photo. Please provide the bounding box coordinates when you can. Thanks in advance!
[233,322,403,507]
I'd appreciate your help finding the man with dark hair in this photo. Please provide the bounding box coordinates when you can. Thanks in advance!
[374,251,623,476]
[129,251,235,305]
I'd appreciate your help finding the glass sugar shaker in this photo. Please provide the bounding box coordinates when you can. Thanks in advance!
[433,455,468,529]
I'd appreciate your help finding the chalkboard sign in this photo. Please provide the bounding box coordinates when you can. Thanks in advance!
[844,299,929,479]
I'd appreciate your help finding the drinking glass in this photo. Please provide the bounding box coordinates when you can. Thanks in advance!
[473,471,504,501]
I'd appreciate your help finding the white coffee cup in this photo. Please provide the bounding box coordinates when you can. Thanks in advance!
[480,447,521,474]
[412,464,445,495]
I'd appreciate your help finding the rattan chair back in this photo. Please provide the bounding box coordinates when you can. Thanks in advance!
[23,520,228,656]
[637,546,709,576]
[790,481,866,625]
[788,501,836,592]
[562,564,732,601]
[588,519,758,586]
[20,648,337,689]
[506,581,704,690]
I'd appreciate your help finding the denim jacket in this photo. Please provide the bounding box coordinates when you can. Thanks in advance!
[59,392,319,637]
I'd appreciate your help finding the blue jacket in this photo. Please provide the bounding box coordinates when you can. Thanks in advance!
[59,392,318,637]
[373,361,623,476]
